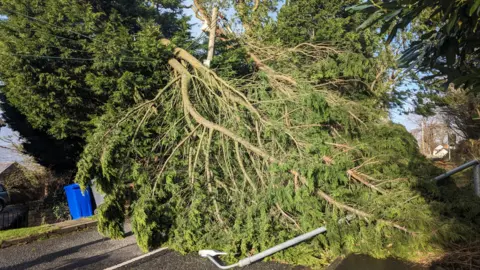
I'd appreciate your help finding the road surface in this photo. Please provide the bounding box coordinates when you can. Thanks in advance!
[0,225,305,270]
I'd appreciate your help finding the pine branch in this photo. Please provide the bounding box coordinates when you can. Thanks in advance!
[317,190,414,235]
[347,169,386,195]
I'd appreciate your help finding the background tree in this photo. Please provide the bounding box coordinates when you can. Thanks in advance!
[249,0,404,110]
[437,85,480,140]
[351,0,480,149]
[0,0,189,171]
[351,0,480,92]
[0,93,81,171]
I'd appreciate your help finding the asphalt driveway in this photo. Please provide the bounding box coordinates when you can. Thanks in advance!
[0,225,303,270]
[0,223,419,270]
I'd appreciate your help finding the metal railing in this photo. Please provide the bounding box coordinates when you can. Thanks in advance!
[0,206,29,230]
[434,160,480,181]
[434,159,480,197]
[199,227,327,269]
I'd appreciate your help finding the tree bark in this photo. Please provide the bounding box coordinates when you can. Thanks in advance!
[205,7,218,68]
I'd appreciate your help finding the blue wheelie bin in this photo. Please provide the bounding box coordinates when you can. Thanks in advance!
[64,183,93,220]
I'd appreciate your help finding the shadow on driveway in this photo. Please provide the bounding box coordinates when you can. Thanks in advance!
[53,244,138,270]
[4,238,107,269]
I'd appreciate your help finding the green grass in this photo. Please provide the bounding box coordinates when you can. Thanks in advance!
[0,224,58,244]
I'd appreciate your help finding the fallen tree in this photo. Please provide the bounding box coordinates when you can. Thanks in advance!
[74,37,477,267]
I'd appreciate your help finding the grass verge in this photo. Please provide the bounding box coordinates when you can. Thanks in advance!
[0,224,58,244]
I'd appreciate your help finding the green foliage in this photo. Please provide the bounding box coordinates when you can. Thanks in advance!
[0,0,189,170]
[96,192,126,239]
[52,201,70,222]
[1,0,478,267]
[75,53,476,266]
[255,0,400,108]
[131,195,172,252]
[72,1,480,265]
[211,39,255,78]
[352,0,480,93]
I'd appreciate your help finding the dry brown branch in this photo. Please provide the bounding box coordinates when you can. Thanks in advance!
[248,52,297,86]
[173,56,311,194]
[276,203,301,229]
[169,58,277,163]
[235,141,257,191]
[188,146,193,180]
[322,156,335,165]
[293,171,299,192]
[317,190,372,218]
[191,127,206,183]
[428,241,480,269]
[220,136,239,192]
[255,120,263,148]
[352,157,379,171]
[163,45,264,122]
[347,169,386,195]
[370,66,385,93]
[161,39,205,70]
[284,130,304,156]
[325,142,354,150]
[317,190,414,234]
[203,128,225,226]
[290,169,306,187]
[253,0,260,11]
[248,153,266,188]
[152,124,201,195]
[116,77,180,128]
[246,40,341,61]
[193,0,210,25]
[348,111,367,127]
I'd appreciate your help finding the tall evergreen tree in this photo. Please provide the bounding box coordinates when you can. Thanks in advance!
[0,93,81,170]
[350,1,480,144]
[71,1,479,266]
[256,0,400,107]
[351,0,480,92]
[0,0,189,170]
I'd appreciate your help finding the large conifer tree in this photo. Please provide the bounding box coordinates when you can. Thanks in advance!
[72,1,479,267]
[0,0,189,170]
[268,0,398,105]
[1,0,478,267]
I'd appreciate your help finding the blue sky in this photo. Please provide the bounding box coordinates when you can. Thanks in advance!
[390,106,419,131]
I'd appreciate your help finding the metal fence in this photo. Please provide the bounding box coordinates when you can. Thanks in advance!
[0,206,29,230]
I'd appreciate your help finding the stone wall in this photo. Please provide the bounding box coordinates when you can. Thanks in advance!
[26,200,61,227]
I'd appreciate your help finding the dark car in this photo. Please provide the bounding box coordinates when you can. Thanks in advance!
[0,184,10,212]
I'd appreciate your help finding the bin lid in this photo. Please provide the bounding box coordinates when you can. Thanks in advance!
[64,183,81,190]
